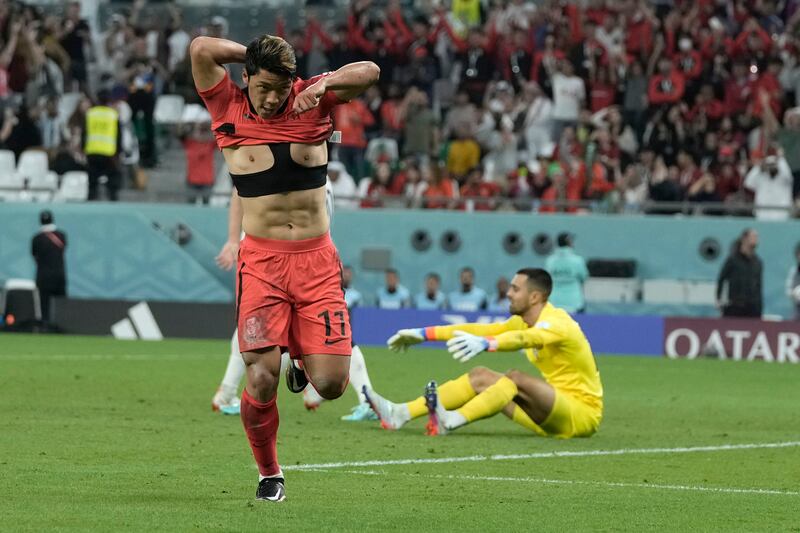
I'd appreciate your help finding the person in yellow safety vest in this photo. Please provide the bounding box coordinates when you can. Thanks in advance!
[451,0,482,31]
[84,90,121,201]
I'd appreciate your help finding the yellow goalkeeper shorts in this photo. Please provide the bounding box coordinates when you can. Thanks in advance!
[511,389,602,438]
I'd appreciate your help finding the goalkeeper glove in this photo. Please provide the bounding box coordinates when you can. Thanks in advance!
[446,331,497,362]
[387,328,426,352]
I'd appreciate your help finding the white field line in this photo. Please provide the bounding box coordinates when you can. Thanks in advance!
[283,440,800,471]
[0,354,221,361]
[303,468,800,497]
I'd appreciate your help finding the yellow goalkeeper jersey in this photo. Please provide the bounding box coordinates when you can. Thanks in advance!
[430,303,603,409]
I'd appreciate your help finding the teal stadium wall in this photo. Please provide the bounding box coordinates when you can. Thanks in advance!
[1,203,798,318]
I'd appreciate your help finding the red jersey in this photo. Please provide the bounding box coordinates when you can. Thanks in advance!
[197,72,344,148]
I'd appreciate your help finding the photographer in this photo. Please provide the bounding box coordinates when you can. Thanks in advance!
[744,150,793,221]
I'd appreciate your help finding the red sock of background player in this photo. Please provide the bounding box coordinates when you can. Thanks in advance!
[240,389,282,479]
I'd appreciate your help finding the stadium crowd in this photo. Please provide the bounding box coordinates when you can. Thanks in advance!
[1,0,800,219]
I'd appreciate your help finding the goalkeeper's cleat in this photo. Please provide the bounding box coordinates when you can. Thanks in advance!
[341,402,379,422]
[285,359,308,393]
[256,477,286,503]
[362,386,407,430]
[212,387,238,413]
[425,381,447,436]
[303,387,324,411]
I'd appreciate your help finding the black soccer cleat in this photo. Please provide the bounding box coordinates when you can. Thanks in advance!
[256,477,286,502]
[285,360,308,393]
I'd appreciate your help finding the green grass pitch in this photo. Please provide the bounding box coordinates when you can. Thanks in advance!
[1,333,799,532]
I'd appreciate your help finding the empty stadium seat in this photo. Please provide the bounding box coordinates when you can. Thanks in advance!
[54,171,89,202]
[28,172,58,202]
[17,149,57,202]
[154,94,185,125]
[180,103,211,124]
[0,149,23,201]
[0,149,15,175]
[17,149,49,179]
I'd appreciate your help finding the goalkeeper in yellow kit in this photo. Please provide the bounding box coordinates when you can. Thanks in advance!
[363,268,603,437]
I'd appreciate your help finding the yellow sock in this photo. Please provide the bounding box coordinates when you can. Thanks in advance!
[405,373,476,419]
[511,405,547,436]
[457,376,518,423]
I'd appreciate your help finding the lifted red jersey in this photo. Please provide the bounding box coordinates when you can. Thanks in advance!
[198,72,344,147]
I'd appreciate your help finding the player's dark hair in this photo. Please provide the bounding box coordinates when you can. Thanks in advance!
[516,268,552,298]
[460,267,474,276]
[39,210,53,225]
[557,232,572,247]
[245,34,296,78]
[426,272,440,282]
[385,268,398,275]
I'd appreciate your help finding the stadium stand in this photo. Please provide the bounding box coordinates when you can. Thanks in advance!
[0,0,794,217]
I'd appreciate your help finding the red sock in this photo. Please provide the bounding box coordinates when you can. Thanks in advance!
[240,389,281,477]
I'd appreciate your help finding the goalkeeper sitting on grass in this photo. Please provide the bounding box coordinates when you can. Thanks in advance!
[363,268,603,437]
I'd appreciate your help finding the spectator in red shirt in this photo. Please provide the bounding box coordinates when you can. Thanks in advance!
[715,154,746,201]
[334,97,375,180]
[540,164,581,213]
[723,61,755,116]
[688,84,725,123]
[730,18,773,60]
[673,37,703,92]
[589,65,616,113]
[676,149,703,190]
[648,57,686,106]
[180,120,216,205]
[460,167,501,211]
[752,59,783,118]
[379,83,405,140]
[625,5,655,60]
[420,165,458,209]
[358,161,395,208]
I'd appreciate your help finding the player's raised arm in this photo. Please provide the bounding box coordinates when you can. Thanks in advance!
[324,61,380,101]
[293,61,380,114]
[387,320,512,352]
[447,325,563,362]
[189,36,246,91]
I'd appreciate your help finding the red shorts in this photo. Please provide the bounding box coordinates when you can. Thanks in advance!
[236,232,351,357]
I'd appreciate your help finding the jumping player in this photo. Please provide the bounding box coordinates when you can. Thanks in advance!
[191,33,379,502]
[213,182,376,421]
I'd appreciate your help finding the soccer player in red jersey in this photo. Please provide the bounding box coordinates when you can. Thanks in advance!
[190,34,379,502]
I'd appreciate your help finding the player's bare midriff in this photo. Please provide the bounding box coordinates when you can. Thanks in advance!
[224,141,329,241]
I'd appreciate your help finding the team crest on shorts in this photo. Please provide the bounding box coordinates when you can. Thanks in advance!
[244,316,265,344]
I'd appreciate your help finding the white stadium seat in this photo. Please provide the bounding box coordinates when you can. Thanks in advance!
[16,149,50,180]
[15,149,55,202]
[154,94,186,125]
[0,149,16,175]
[180,103,211,124]
[0,173,24,201]
[54,171,89,202]
[28,171,59,202]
